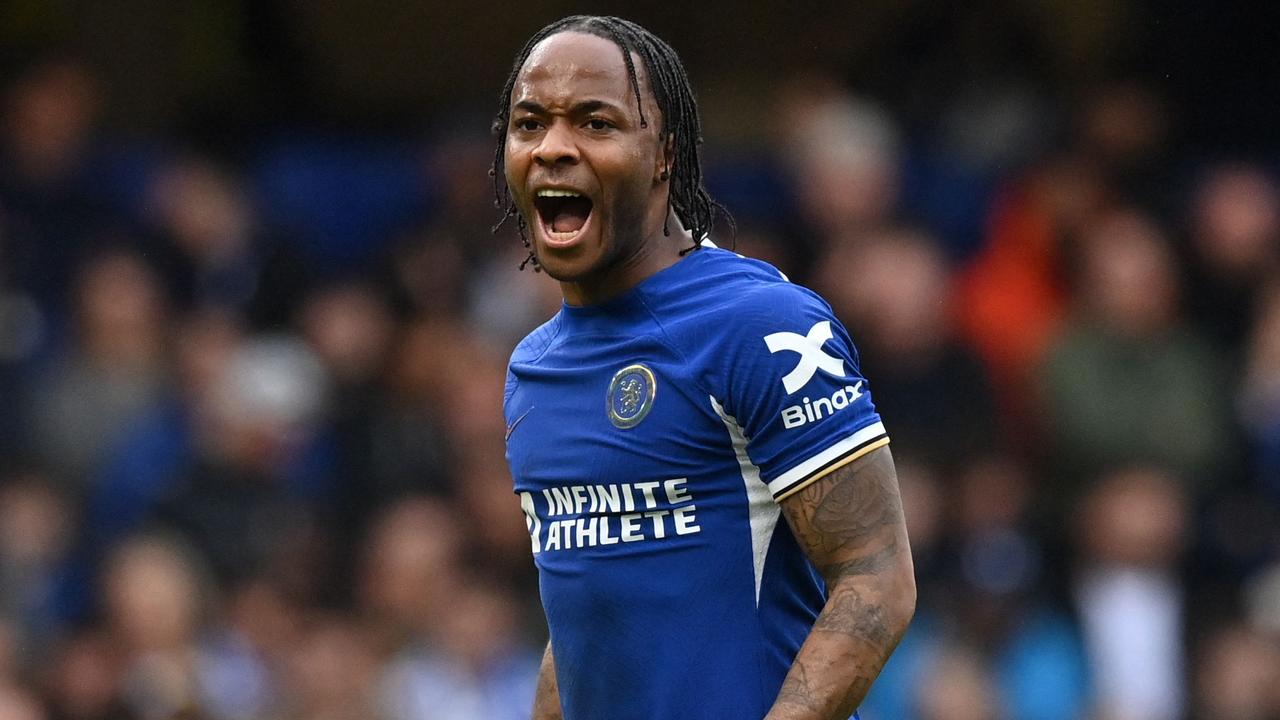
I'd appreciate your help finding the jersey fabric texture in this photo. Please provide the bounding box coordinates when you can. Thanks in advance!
[504,246,887,720]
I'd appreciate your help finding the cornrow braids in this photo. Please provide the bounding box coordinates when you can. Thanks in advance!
[489,15,734,270]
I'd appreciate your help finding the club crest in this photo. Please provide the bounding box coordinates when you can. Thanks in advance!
[607,364,656,429]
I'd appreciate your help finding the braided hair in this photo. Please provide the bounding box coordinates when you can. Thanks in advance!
[489,15,732,270]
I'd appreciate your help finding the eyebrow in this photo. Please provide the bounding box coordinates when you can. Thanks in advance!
[512,99,626,116]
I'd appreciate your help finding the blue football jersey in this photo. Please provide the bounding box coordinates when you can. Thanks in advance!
[504,247,887,720]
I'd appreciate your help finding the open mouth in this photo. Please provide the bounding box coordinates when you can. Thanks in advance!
[533,189,594,244]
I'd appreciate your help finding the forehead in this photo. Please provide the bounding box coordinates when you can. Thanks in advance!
[512,31,646,108]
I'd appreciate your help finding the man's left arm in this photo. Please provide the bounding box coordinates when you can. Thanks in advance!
[765,445,916,720]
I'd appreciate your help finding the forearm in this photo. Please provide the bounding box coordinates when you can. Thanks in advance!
[765,570,915,719]
[532,642,563,720]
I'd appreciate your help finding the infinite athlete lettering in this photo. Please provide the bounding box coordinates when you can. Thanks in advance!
[519,478,702,554]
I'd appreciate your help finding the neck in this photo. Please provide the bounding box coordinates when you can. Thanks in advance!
[560,209,694,306]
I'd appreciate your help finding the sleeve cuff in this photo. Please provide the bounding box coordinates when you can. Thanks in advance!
[768,421,890,501]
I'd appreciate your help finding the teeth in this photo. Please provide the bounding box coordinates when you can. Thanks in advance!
[536,189,582,198]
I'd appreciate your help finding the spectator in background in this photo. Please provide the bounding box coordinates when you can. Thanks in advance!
[1074,466,1189,720]
[356,498,463,653]
[298,281,400,591]
[145,155,312,331]
[913,645,1005,720]
[1184,164,1280,355]
[953,156,1109,441]
[1074,82,1173,217]
[0,57,114,319]
[0,473,74,669]
[146,335,331,594]
[1194,624,1280,720]
[28,250,170,489]
[277,616,380,720]
[378,580,538,720]
[1039,209,1231,496]
[777,79,903,279]
[1239,279,1280,490]
[100,535,212,720]
[817,228,999,468]
[864,454,1089,720]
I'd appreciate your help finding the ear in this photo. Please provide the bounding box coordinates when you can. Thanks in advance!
[655,132,674,183]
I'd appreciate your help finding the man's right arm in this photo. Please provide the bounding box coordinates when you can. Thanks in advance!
[532,642,563,720]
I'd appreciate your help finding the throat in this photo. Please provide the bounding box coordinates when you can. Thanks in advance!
[551,196,592,233]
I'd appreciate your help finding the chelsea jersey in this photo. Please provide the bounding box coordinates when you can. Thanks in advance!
[504,247,887,720]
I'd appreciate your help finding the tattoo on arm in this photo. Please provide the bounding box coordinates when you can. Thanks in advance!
[766,446,915,720]
[783,446,904,584]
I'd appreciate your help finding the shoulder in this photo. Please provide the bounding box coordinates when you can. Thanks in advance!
[508,312,564,367]
[505,312,563,412]
[665,246,833,333]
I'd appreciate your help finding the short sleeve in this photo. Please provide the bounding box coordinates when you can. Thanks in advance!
[712,284,889,502]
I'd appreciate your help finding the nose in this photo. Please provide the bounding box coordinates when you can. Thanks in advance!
[533,120,579,167]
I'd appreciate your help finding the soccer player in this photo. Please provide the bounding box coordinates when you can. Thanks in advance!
[495,16,915,720]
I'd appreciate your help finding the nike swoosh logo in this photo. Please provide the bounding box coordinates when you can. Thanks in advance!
[505,406,534,441]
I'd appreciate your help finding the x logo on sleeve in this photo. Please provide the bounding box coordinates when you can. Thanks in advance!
[763,321,848,394]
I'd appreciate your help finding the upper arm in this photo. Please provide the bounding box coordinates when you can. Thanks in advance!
[779,445,913,589]
[708,283,889,501]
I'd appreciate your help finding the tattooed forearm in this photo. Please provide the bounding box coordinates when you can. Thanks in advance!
[812,585,894,649]
[765,446,915,720]
[531,642,563,720]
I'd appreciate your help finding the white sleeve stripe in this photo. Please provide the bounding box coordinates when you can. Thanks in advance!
[766,421,888,498]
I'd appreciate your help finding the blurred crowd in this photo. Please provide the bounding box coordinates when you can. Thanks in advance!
[0,36,1278,720]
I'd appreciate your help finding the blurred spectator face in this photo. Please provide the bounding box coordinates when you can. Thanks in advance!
[0,685,46,720]
[226,580,304,663]
[456,446,529,562]
[301,283,393,386]
[1036,156,1111,234]
[102,536,204,653]
[430,134,496,224]
[782,88,901,236]
[1077,467,1188,568]
[150,159,252,264]
[892,459,943,558]
[174,310,242,400]
[203,335,328,472]
[1078,211,1179,338]
[914,646,1005,720]
[283,617,378,719]
[0,474,72,571]
[45,632,123,720]
[1196,626,1280,720]
[1192,165,1280,281]
[359,498,462,636]
[393,227,468,316]
[389,320,505,445]
[75,250,167,368]
[1079,82,1167,168]
[819,229,949,357]
[956,455,1030,534]
[437,582,522,672]
[3,59,98,184]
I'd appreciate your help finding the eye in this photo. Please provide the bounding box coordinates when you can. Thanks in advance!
[514,118,542,132]
[585,118,613,131]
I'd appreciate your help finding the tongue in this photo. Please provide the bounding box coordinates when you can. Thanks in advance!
[552,197,591,233]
